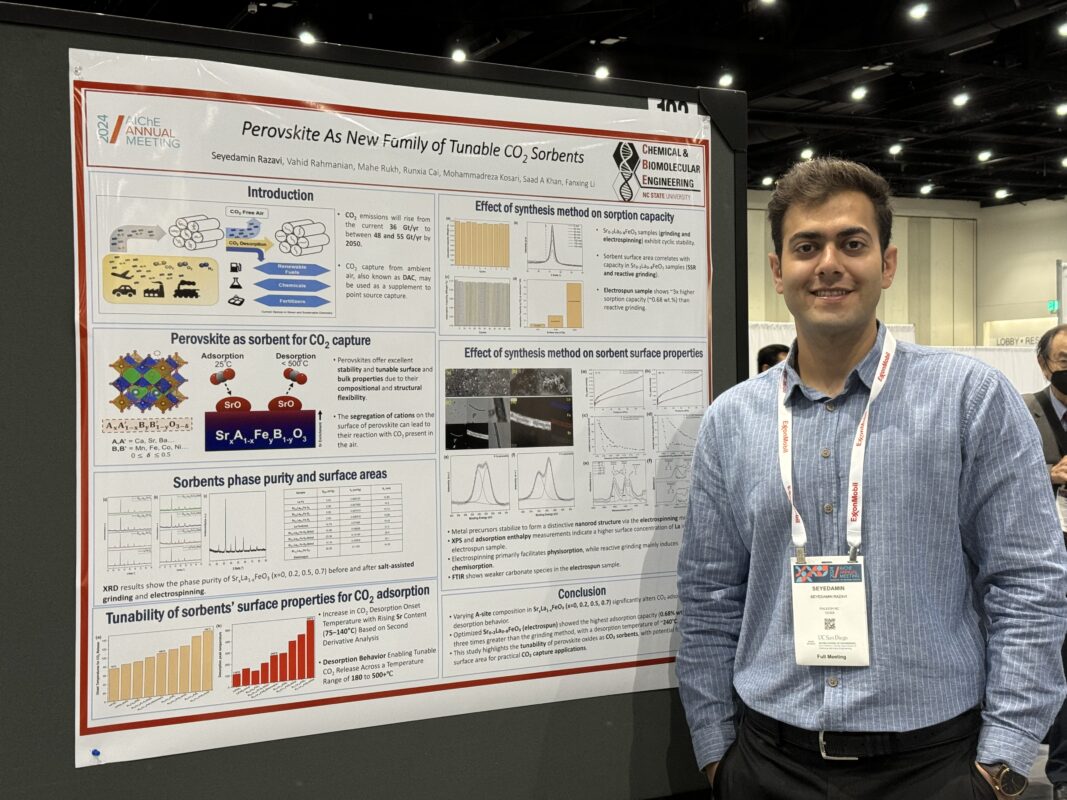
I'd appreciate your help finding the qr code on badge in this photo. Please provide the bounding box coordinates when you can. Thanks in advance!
[824,618,836,631]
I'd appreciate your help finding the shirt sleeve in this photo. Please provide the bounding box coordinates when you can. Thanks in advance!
[960,371,1067,773]
[675,406,750,769]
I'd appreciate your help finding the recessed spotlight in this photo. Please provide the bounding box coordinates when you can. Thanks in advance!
[297,30,316,45]
[451,48,467,62]
[977,150,992,162]
[1061,156,1067,168]
[718,72,734,88]
[594,65,610,80]
[952,92,969,107]
[800,148,814,160]
[919,183,934,195]
[1056,103,1067,116]
[994,188,1010,199]
[1058,21,1067,38]
[889,143,903,156]
[759,0,776,5]
[761,176,774,186]
[908,3,929,20]
[851,86,868,101]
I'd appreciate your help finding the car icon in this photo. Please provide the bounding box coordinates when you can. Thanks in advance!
[112,284,136,297]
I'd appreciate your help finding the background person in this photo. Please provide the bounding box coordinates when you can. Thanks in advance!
[756,343,789,373]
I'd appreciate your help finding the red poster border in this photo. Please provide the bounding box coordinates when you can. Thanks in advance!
[75,80,710,736]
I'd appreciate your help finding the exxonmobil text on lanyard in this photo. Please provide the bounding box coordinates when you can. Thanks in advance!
[779,329,897,667]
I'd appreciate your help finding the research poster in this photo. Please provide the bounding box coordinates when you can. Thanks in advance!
[71,49,711,765]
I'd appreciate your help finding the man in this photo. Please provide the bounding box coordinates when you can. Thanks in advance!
[756,343,789,373]
[676,157,1067,799]
[1025,324,1067,800]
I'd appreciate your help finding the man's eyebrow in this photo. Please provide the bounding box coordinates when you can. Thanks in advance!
[787,226,872,245]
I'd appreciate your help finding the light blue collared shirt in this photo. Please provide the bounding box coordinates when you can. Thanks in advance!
[676,323,1067,773]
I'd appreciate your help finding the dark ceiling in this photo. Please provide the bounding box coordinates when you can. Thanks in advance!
[18,0,1067,205]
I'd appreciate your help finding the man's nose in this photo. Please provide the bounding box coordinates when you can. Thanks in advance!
[814,244,844,276]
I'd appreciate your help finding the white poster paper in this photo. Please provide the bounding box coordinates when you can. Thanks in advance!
[71,48,711,765]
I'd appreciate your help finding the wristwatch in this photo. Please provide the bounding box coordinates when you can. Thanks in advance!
[978,762,1029,797]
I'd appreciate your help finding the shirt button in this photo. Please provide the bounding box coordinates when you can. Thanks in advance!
[820,448,831,458]
[823,503,834,514]
[827,677,840,688]
[825,402,836,412]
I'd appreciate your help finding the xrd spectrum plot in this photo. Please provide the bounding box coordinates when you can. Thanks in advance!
[590,369,646,410]
[450,454,511,514]
[527,222,583,271]
[655,456,692,507]
[231,617,315,691]
[104,627,214,705]
[592,460,648,507]
[451,220,510,268]
[450,278,511,328]
[652,370,705,409]
[159,493,203,566]
[209,492,267,561]
[106,495,153,569]
[654,414,703,454]
[517,453,575,510]
[591,415,645,456]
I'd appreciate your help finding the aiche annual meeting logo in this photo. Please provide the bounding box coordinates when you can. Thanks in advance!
[96,113,182,150]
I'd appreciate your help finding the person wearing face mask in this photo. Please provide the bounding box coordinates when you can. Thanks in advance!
[1025,323,1067,800]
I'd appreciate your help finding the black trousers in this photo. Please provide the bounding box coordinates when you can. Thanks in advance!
[713,709,996,800]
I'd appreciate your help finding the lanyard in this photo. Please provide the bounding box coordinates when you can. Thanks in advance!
[777,330,897,563]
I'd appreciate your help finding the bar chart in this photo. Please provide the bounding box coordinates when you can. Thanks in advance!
[231,618,315,689]
[106,627,214,703]
[522,280,583,329]
[452,220,510,268]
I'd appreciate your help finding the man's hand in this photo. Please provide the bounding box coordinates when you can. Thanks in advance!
[704,761,719,787]
[1050,455,1067,486]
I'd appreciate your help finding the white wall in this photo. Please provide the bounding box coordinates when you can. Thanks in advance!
[975,199,1067,332]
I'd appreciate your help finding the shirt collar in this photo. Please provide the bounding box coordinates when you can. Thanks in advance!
[781,322,887,402]
[1049,387,1067,422]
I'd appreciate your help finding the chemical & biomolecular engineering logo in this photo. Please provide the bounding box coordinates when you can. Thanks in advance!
[96,113,182,150]
[612,141,640,201]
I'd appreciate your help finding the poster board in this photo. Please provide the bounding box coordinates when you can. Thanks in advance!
[2,4,746,797]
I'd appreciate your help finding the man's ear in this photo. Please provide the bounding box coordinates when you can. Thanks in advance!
[881,245,898,289]
[770,253,783,295]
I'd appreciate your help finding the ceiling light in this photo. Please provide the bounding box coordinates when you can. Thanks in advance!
[761,176,774,186]
[297,30,316,45]
[759,0,776,5]
[977,150,992,162]
[919,183,934,195]
[952,92,969,107]
[851,86,868,101]
[994,188,1010,199]
[1056,103,1067,116]
[594,65,610,80]
[1061,156,1067,168]
[1058,21,1067,37]
[451,48,467,62]
[718,72,734,88]
[908,3,929,21]
[800,148,814,160]
[888,143,903,155]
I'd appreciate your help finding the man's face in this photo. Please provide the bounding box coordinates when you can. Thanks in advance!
[769,190,897,339]
[1040,331,1067,384]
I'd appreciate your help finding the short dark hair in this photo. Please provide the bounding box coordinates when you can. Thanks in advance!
[1037,324,1067,361]
[767,157,893,258]
[757,343,789,371]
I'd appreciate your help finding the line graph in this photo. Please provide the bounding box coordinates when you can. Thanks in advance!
[450,454,511,514]
[106,495,153,569]
[591,415,646,456]
[652,370,705,409]
[654,413,703,455]
[159,493,203,566]
[592,460,648,507]
[517,453,575,510]
[654,456,692,507]
[209,492,267,562]
[590,369,646,411]
[527,222,583,272]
